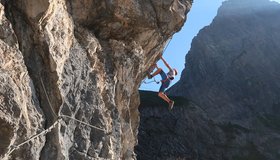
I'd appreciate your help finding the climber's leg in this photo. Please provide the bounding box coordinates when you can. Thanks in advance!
[158,92,170,103]
[158,92,174,110]
[152,68,162,77]
[148,68,162,79]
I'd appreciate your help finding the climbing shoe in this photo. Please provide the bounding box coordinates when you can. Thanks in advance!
[168,100,174,110]
[147,74,153,79]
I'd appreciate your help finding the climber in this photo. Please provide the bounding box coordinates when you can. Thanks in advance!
[148,55,177,110]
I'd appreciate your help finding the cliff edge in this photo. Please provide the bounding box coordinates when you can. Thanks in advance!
[0,0,192,159]
[135,0,280,160]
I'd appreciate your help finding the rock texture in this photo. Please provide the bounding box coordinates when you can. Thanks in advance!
[137,0,280,160]
[170,0,280,121]
[136,91,203,160]
[137,91,266,160]
[0,0,192,159]
[0,5,44,159]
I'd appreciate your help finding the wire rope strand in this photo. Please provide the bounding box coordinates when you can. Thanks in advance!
[60,115,107,133]
[40,76,58,118]
[5,119,61,158]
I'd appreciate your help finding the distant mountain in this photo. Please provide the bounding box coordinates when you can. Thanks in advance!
[137,0,280,159]
[169,0,280,121]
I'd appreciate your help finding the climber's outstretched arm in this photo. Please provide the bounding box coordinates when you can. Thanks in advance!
[155,64,159,69]
[160,56,172,71]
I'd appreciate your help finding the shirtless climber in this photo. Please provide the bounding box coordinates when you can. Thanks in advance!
[148,55,177,110]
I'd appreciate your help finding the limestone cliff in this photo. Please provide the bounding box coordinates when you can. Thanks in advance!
[0,0,192,159]
[137,0,280,160]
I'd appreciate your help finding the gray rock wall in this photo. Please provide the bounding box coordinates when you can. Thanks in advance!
[0,0,192,159]
[0,4,45,159]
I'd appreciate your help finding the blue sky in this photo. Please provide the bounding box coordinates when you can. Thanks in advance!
[140,0,280,92]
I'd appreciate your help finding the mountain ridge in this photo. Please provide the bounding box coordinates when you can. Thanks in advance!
[137,0,280,159]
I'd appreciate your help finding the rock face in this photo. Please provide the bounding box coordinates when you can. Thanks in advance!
[0,0,192,159]
[137,91,267,160]
[137,0,280,159]
[136,91,206,160]
[170,0,280,121]
[0,5,44,159]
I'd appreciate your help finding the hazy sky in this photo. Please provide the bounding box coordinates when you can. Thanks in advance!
[140,0,280,92]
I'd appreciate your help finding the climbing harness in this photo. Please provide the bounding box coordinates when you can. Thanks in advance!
[161,77,169,83]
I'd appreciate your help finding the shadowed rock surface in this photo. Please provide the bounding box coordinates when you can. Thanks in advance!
[170,0,280,121]
[0,0,192,159]
[137,0,280,160]
[136,91,203,160]
[136,91,264,160]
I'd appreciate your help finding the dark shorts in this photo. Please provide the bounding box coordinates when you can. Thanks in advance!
[159,70,170,92]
